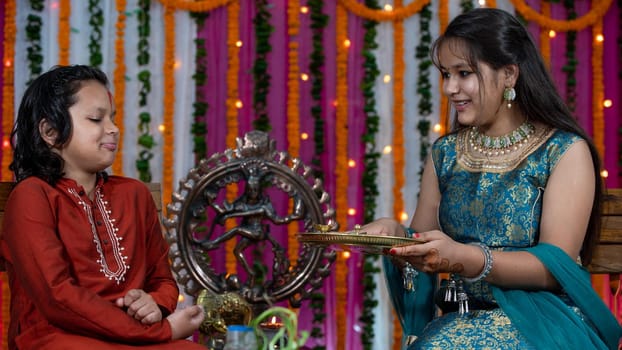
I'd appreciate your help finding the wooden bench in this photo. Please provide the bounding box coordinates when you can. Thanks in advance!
[589,188,622,274]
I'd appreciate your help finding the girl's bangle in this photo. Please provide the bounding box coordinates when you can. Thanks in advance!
[401,225,416,238]
[461,242,493,283]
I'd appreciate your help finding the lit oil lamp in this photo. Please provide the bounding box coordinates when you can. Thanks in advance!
[259,316,287,349]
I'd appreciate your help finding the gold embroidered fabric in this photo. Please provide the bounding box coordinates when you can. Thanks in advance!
[457,126,555,173]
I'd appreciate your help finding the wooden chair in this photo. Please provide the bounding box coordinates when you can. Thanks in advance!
[589,188,622,274]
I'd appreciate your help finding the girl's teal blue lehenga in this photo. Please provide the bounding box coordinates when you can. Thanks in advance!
[384,128,622,349]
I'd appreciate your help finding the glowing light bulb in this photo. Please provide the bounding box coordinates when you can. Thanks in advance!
[301,132,309,140]
[603,99,613,108]
[433,124,442,133]
[383,145,392,154]
[383,74,392,83]
[158,124,165,132]
[300,6,309,14]
[347,208,356,216]
[174,60,182,69]
[383,4,393,11]
[400,212,409,222]
[235,100,243,109]
[343,39,351,48]
[600,170,608,178]
[4,60,11,67]
[595,34,604,43]
[235,40,243,47]
[301,73,309,81]
[348,159,356,168]
[549,30,556,39]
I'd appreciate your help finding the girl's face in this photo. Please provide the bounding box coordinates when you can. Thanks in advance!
[58,80,118,177]
[437,41,508,133]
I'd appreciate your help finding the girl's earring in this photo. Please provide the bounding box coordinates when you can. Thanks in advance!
[503,87,516,109]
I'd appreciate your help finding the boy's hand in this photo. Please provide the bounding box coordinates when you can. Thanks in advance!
[115,289,162,324]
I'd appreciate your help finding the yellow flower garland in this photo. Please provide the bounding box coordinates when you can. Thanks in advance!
[2,0,15,183]
[162,4,175,209]
[337,0,430,21]
[224,1,240,275]
[539,2,551,67]
[157,0,231,12]
[592,20,604,158]
[335,4,348,349]
[287,0,301,262]
[58,0,71,65]
[508,0,612,31]
[112,0,126,176]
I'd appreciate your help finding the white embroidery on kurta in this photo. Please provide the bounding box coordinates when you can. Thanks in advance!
[69,188,129,283]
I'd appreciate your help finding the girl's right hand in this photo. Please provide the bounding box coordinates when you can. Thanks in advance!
[361,218,405,237]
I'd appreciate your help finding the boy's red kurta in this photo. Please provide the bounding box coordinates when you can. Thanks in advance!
[0,176,204,349]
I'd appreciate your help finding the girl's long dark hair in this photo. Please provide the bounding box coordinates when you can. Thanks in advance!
[430,8,602,265]
[10,65,109,185]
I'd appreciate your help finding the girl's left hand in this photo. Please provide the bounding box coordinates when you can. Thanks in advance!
[390,230,466,274]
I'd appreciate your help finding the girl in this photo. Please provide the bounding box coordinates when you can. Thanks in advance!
[364,8,621,349]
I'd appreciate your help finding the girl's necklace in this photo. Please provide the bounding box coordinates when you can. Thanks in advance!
[469,121,535,156]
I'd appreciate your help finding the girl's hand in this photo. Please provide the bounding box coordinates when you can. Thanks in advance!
[360,218,404,237]
[115,289,162,325]
[389,230,467,274]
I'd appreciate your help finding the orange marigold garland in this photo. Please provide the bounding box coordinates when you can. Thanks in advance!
[286,0,301,261]
[58,0,71,65]
[225,1,241,275]
[1,3,15,346]
[157,0,231,12]
[592,19,604,158]
[392,0,405,224]
[162,4,175,208]
[335,3,348,350]
[2,0,15,182]
[390,4,406,346]
[438,0,449,135]
[508,0,612,32]
[539,1,551,68]
[337,0,429,21]
[112,0,126,176]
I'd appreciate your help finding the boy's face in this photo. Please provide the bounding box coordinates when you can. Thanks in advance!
[58,80,119,177]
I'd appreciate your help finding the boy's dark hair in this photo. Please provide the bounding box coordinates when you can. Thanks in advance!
[10,65,109,185]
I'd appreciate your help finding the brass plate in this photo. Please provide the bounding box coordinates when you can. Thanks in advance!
[297,231,424,254]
